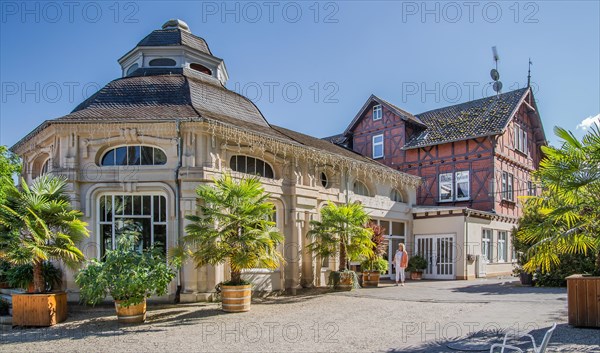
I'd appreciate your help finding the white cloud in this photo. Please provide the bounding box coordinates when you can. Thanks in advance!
[577,113,600,130]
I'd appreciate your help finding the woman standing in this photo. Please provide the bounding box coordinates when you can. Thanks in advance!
[394,243,409,286]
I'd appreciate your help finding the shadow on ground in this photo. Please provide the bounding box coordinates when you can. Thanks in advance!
[450,282,566,296]
[385,323,600,353]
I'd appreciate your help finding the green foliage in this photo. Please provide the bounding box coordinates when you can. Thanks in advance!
[0,260,11,283]
[76,232,177,307]
[0,174,89,292]
[308,201,374,272]
[517,126,600,273]
[534,252,597,287]
[6,262,63,291]
[407,255,427,272]
[361,257,388,273]
[0,145,21,203]
[175,173,284,286]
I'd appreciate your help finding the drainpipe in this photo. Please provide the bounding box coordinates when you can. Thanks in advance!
[174,118,183,303]
[464,209,470,280]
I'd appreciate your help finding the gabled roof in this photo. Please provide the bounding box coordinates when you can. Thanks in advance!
[343,94,425,135]
[404,88,529,149]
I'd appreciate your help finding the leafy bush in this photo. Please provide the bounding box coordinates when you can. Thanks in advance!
[361,257,388,273]
[76,232,177,307]
[407,255,427,272]
[0,260,11,283]
[534,252,597,287]
[6,262,62,291]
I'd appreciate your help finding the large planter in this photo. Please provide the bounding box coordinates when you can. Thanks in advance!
[12,291,67,326]
[362,271,381,287]
[519,272,533,286]
[115,299,146,324]
[221,284,252,312]
[410,271,423,280]
[566,275,600,328]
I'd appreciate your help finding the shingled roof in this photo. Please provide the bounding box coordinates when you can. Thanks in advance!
[404,88,529,149]
[137,28,212,55]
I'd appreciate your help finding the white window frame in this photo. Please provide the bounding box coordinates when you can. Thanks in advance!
[390,188,404,203]
[439,173,453,202]
[501,171,514,202]
[482,229,493,263]
[455,171,470,201]
[372,134,384,159]
[353,180,370,196]
[373,105,382,121]
[498,231,507,262]
[514,123,528,154]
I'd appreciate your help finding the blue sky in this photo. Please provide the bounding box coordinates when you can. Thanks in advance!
[1,1,599,148]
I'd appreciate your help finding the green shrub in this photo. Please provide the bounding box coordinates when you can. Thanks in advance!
[361,257,388,273]
[535,252,597,287]
[0,260,11,283]
[76,233,177,307]
[407,255,427,272]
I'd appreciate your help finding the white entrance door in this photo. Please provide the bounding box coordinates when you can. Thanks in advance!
[415,234,456,279]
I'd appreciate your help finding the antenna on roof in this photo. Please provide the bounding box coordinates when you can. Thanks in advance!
[527,58,533,87]
[490,46,502,95]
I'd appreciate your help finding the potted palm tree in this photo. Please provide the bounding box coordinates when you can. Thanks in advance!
[76,226,177,324]
[308,201,374,290]
[407,255,428,280]
[361,222,388,287]
[0,175,89,326]
[174,174,284,312]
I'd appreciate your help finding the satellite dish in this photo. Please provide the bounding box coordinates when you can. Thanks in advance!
[493,81,503,93]
[490,69,500,81]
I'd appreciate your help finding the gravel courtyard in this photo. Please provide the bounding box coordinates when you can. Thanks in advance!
[1,278,598,353]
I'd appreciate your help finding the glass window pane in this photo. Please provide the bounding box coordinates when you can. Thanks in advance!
[264,164,274,179]
[128,146,140,165]
[256,159,265,177]
[133,196,141,215]
[101,224,113,257]
[154,224,167,255]
[160,196,166,222]
[114,195,124,216]
[100,195,106,222]
[115,147,127,166]
[247,157,256,175]
[392,222,404,236]
[153,196,160,221]
[154,148,167,165]
[230,156,237,171]
[124,195,133,215]
[102,150,115,166]
[142,195,151,216]
[141,146,153,165]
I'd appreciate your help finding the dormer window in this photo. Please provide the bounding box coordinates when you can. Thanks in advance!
[149,58,176,67]
[126,63,139,76]
[373,105,382,121]
[190,63,212,75]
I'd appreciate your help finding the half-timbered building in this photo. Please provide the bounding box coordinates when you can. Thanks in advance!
[328,88,546,279]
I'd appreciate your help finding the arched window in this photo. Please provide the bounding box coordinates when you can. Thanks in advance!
[353,180,369,196]
[230,155,274,179]
[101,146,167,166]
[390,188,404,203]
[149,58,176,67]
[126,63,139,76]
[190,63,212,75]
[320,172,329,188]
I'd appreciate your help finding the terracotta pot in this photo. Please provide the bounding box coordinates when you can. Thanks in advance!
[114,299,146,324]
[410,271,423,280]
[221,284,252,312]
[334,272,354,291]
[362,271,380,287]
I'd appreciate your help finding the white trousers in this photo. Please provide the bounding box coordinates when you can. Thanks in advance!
[395,267,405,282]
